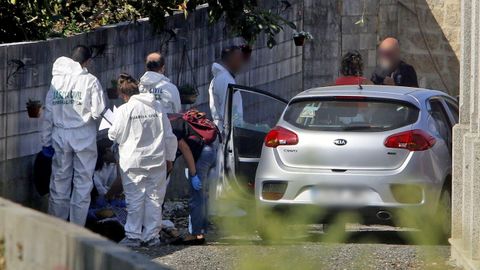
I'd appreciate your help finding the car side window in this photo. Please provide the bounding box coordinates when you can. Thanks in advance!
[445,100,459,124]
[428,99,452,147]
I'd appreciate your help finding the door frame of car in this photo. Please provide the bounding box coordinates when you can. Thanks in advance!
[219,84,289,196]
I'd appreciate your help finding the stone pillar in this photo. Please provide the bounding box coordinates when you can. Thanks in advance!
[450,0,480,269]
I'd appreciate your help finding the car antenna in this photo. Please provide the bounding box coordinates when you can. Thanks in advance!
[357,74,363,90]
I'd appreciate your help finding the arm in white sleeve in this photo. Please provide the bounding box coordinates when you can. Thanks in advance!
[90,78,106,120]
[41,88,54,147]
[162,113,178,161]
[212,75,231,123]
[108,108,123,143]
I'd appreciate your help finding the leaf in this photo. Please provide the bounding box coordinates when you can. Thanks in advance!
[267,36,277,48]
[355,17,365,26]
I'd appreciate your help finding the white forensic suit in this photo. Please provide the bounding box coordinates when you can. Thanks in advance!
[207,63,245,213]
[208,62,244,133]
[93,163,117,196]
[139,71,182,113]
[42,56,106,226]
[108,93,177,242]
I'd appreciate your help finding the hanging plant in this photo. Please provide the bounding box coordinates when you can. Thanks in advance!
[178,84,198,105]
[26,98,42,118]
[293,31,314,46]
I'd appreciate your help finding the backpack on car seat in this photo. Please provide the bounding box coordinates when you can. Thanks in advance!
[182,109,220,145]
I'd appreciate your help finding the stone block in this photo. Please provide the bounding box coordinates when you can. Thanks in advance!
[6,132,41,160]
[461,133,476,253]
[6,110,42,137]
[359,33,377,50]
[452,124,469,240]
[472,139,480,260]
[342,34,361,52]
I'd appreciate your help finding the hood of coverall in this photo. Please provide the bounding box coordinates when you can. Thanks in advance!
[52,57,87,77]
[139,71,171,89]
[128,93,158,108]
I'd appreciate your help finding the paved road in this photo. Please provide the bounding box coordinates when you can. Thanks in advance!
[136,225,459,270]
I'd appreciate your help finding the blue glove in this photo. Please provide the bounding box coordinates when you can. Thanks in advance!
[110,199,126,208]
[190,174,202,191]
[42,146,55,158]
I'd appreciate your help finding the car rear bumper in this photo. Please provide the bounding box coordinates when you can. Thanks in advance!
[255,151,447,222]
[256,203,428,225]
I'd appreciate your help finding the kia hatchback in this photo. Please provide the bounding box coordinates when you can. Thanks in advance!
[219,84,457,235]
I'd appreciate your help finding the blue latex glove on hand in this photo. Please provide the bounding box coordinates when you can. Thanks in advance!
[190,174,202,191]
[42,146,55,158]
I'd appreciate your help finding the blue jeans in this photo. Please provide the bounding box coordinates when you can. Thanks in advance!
[189,145,216,235]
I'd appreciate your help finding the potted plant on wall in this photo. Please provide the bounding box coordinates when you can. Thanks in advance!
[293,31,314,46]
[26,99,42,118]
[179,84,199,105]
[106,79,119,99]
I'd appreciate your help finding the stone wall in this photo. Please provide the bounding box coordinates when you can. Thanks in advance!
[340,0,460,96]
[0,2,304,204]
[0,0,462,205]
[450,0,480,269]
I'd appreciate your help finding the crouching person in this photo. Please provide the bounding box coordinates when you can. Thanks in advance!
[170,110,218,245]
[108,74,177,247]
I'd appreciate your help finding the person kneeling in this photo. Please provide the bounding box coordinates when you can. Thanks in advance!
[108,74,177,247]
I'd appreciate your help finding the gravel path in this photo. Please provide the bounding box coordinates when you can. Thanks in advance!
[136,225,459,270]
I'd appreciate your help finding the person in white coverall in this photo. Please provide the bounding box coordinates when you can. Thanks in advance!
[108,74,177,247]
[208,46,245,133]
[139,52,182,113]
[208,46,245,204]
[42,45,106,226]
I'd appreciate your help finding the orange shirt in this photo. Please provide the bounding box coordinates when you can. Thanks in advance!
[335,76,366,86]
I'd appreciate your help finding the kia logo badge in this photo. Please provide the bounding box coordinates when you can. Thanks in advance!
[334,139,347,146]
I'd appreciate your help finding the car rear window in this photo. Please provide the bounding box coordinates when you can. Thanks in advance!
[283,97,419,132]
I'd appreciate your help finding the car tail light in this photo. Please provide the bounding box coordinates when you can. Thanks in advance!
[334,96,366,100]
[384,129,436,151]
[262,182,288,201]
[264,126,298,148]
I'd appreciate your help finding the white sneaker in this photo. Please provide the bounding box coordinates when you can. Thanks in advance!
[144,237,161,247]
[119,237,141,248]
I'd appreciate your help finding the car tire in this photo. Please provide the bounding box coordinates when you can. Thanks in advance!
[436,186,452,238]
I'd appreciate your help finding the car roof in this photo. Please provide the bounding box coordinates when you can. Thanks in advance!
[292,85,454,107]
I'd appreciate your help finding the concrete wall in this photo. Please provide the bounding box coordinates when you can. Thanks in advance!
[0,2,304,203]
[0,197,166,270]
[340,0,460,96]
[450,0,480,269]
[0,0,461,204]
[302,0,342,89]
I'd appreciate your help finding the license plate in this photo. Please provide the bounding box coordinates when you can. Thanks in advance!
[313,187,371,205]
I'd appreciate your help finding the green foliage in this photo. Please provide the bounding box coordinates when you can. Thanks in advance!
[1,0,296,48]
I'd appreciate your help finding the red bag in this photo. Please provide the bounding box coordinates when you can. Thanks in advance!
[182,109,220,145]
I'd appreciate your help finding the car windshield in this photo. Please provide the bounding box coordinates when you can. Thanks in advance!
[283,97,419,132]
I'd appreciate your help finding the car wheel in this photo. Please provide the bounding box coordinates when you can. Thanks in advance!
[437,187,452,238]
